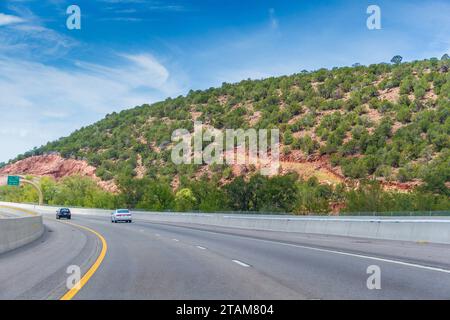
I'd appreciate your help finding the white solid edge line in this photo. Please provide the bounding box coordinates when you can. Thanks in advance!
[172,239,179,242]
[233,260,251,267]
[150,223,450,275]
[196,246,207,250]
[254,239,450,274]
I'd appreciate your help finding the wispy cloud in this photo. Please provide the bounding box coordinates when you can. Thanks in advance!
[113,8,138,14]
[75,53,171,90]
[0,53,186,161]
[0,13,25,26]
[0,6,78,59]
[0,4,191,162]
[99,17,144,22]
[99,0,186,23]
[99,0,186,11]
[1,0,449,163]
[146,4,185,12]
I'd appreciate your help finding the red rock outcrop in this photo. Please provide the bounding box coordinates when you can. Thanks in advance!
[0,154,118,193]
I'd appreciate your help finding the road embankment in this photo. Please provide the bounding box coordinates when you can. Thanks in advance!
[0,206,45,254]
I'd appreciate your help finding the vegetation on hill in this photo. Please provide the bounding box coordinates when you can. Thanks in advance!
[0,175,449,214]
[1,56,449,214]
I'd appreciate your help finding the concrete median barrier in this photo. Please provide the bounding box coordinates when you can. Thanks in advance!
[1,201,450,245]
[131,213,450,244]
[0,206,45,254]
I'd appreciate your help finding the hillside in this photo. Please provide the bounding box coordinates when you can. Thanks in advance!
[1,57,449,213]
[0,154,118,193]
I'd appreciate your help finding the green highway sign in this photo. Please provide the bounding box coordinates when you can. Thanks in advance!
[7,175,20,186]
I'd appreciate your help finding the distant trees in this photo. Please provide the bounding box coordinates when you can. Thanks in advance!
[225,174,298,212]
[344,180,450,212]
[294,177,335,214]
[0,172,448,214]
[420,152,450,196]
[224,177,252,211]
[0,176,116,209]
[137,181,174,211]
[50,176,116,208]
[341,158,368,179]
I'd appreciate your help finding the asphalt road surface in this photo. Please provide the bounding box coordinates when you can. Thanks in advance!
[1,210,450,300]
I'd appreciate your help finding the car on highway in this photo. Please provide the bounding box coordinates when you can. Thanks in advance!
[111,209,132,223]
[56,208,71,220]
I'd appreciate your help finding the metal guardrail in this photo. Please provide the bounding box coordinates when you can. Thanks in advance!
[342,211,450,217]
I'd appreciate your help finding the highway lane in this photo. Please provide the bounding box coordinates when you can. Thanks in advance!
[74,215,450,299]
[1,211,450,299]
[73,214,302,299]
[0,217,101,299]
[133,221,450,299]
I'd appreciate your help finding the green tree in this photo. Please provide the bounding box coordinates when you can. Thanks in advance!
[225,176,252,211]
[283,130,294,145]
[137,181,174,211]
[294,177,332,214]
[391,55,403,65]
[175,188,196,212]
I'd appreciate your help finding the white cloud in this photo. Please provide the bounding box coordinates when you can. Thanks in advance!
[99,0,185,10]
[0,9,78,59]
[99,17,143,22]
[0,13,25,26]
[75,53,172,92]
[0,6,188,162]
[121,53,170,85]
[0,53,186,162]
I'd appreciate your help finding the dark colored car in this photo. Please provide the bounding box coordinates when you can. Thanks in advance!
[56,208,71,220]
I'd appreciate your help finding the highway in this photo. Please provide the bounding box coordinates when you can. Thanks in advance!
[1,210,450,300]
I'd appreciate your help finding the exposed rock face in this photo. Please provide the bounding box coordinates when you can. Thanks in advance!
[0,154,118,193]
[0,154,95,178]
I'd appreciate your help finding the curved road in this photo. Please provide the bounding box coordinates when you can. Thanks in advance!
[1,210,450,299]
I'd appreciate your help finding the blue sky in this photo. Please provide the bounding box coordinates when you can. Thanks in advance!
[0,0,449,162]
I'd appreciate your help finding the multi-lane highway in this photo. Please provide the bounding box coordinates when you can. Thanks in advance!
[1,209,450,300]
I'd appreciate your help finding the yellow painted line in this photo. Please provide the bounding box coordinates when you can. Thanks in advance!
[60,221,108,300]
[0,205,38,216]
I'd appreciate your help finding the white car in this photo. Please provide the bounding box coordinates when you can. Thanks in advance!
[111,209,132,223]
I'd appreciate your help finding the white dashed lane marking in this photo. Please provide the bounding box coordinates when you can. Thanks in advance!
[232,260,251,268]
